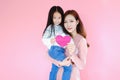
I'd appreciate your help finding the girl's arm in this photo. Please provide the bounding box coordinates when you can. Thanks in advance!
[42,38,52,49]
[45,51,61,67]
[42,25,53,49]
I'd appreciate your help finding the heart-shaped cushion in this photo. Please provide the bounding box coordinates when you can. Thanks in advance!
[55,35,71,47]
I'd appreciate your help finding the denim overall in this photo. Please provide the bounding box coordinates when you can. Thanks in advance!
[48,46,72,80]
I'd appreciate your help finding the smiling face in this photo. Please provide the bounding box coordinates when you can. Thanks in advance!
[53,11,62,26]
[64,14,79,35]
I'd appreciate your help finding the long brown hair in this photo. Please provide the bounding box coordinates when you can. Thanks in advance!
[63,10,90,47]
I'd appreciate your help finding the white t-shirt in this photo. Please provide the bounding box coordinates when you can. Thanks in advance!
[42,24,74,49]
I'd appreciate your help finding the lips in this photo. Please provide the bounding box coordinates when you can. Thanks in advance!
[67,27,72,30]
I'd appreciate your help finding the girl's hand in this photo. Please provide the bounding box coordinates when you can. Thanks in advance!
[50,38,55,44]
[66,43,76,55]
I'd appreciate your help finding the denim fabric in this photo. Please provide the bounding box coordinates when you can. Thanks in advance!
[48,46,72,80]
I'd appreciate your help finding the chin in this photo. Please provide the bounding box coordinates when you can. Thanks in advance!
[67,30,72,33]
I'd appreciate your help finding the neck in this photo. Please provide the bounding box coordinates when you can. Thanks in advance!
[71,31,77,37]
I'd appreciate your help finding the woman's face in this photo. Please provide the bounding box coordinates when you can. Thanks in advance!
[53,11,62,26]
[64,14,79,34]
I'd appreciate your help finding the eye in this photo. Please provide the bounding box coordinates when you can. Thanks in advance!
[64,21,67,23]
[58,17,61,19]
[53,17,56,19]
[70,20,74,22]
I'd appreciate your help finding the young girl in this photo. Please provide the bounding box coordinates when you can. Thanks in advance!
[42,6,73,80]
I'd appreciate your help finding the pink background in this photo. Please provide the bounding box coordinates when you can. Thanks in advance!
[0,0,120,80]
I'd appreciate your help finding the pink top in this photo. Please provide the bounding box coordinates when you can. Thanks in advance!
[57,34,88,80]
[70,34,88,80]
[67,34,88,70]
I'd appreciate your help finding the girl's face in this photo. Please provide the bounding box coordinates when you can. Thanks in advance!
[53,11,62,26]
[64,14,79,34]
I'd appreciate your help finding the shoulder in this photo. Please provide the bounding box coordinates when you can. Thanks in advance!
[77,35,87,50]
[79,35,87,44]
[45,25,52,31]
[47,24,52,29]
[74,34,84,42]
[77,34,86,41]
[75,34,87,47]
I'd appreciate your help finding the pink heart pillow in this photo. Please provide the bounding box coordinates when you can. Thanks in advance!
[55,35,71,47]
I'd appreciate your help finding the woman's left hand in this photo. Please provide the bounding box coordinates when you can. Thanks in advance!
[59,57,71,66]
[66,43,76,55]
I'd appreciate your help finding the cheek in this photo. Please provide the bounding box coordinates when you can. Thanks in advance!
[59,19,62,23]
[73,26,76,30]
[72,23,77,28]
[64,24,67,29]
[53,19,55,23]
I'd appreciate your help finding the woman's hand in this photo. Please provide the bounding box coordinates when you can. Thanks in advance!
[59,57,71,66]
[54,60,62,67]
[66,43,76,56]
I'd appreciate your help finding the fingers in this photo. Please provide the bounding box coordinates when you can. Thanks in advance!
[65,61,71,66]
[66,43,76,55]
[63,57,70,61]
[63,59,71,66]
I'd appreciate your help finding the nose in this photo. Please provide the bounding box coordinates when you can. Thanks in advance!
[66,22,71,27]
[56,19,59,23]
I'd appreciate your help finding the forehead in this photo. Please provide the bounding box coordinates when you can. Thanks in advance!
[53,12,61,17]
[65,14,76,20]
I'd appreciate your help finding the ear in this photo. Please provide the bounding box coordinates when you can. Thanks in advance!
[76,20,79,24]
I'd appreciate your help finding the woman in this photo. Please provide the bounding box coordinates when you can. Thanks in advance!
[57,10,89,80]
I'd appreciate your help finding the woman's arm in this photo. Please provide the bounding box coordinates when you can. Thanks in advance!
[69,38,88,70]
[59,57,71,66]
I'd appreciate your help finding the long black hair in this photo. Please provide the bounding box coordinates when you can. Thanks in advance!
[42,6,64,37]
